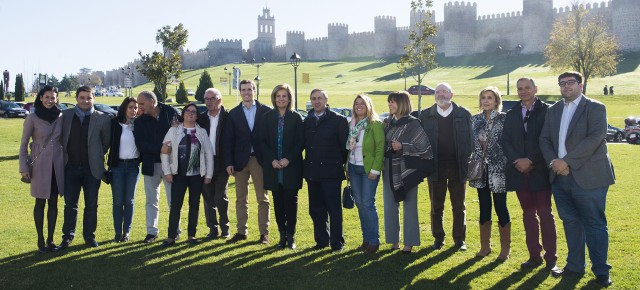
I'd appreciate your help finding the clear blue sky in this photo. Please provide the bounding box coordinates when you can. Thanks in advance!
[1,0,574,86]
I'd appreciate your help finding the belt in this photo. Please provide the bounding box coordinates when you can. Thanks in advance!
[118,158,139,163]
[250,153,256,156]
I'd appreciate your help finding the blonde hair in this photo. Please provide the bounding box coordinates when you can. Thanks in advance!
[270,84,293,111]
[387,91,413,117]
[478,86,503,112]
[352,94,379,122]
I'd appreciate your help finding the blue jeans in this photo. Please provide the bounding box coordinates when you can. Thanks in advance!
[110,161,140,236]
[62,165,101,241]
[552,174,611,276]
[348,163,380,245]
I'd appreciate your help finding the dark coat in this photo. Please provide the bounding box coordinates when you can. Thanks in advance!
[133,102,180,176]
[197,105,229,175]
[259,109,304,190]
[419,102,473,182]
[501,99,550,192]
[303,108,349,182]
[223,100,271,171]
[107,119,140,168]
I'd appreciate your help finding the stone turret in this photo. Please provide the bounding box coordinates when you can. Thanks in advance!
[328,23,349,60]
[286,31,306,59]
[251,8,275,60]
[443,1,477,57]
[612,0,640,51]
[410,9,436,28]
[522,0,553,53]
[374,16,397,58]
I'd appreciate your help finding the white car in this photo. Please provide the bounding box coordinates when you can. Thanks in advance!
[106,90,124,97]
[187,89,195,96]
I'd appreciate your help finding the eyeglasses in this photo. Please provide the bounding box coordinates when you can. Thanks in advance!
[184,110,198,115]
[204,97,219,102]
[435,90,451,94]
[558,80,579,87]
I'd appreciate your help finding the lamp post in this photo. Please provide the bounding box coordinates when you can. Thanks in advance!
[289,53,302,111]
[121,66,134,97]
[496,45,510,95]
[250,57,266,99]
[397,61,407,91]
[224,66,234,96]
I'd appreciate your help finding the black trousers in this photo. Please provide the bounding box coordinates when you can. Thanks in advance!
[307,180,344,248]
[272,184,298,238]
[168,175,203,238]
[202,170,230,234]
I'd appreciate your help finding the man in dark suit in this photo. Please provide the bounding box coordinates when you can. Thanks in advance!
[223,79,271,244]
[197,88,230,239]
[59,86,111,249]
[418,83,472,251]
[540,71,615,287]
[134,90,180,243]
[502,77,557,271]
[303,89,349,252]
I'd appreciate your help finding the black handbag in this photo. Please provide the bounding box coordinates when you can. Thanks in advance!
[342,181,354,209]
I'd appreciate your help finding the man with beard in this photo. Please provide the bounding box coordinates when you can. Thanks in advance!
[418,83,473,251]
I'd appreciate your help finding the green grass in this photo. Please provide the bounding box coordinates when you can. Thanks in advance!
[3,57,640,288]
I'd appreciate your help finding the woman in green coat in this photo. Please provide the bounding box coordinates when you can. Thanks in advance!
[346,94,385,254]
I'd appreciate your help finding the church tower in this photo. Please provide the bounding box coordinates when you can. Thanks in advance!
[250,8,276,60]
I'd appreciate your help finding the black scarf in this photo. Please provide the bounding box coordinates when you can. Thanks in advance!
[34,96,61,123]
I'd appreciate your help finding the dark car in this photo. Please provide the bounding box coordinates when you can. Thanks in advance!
[57,103,76,110]
[407,85,435,95]
[607,124,625,143]
[94,103,117,116]
[0,100,28,118]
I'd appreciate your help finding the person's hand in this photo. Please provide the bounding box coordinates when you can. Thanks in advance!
[204,178,211,184]
[20,172,30,179]
[559,167,570,176]
[272,160,281,169]
[391,140,402,151]
[367,173,378,180]
[161,141,172,154]
[279,158,290,168]
[550,159,569,175]
[165,175,173,183]
[514,158,533,173]
[226,166,235,175]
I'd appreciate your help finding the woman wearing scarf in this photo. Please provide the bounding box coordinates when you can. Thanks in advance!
[382,91,433,253]
[259,84,304,249]
[106,97,140,242]
[470,86,510,260]
[160,103,213,246]
[346,94,384,254]
[19,85,64,253]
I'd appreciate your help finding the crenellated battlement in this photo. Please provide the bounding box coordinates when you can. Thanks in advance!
[286,30,305,36]
[478,11,521,20]
[444,1,477,9]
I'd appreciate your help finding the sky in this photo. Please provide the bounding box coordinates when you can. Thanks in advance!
[1,0,575,87]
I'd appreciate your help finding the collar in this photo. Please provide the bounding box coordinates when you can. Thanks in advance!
[436,103,453,117]
[563,95,583,106]
[242,100,256,110]
[521,97,538,111]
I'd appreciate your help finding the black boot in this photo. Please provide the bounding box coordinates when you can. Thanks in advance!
[287,236,296,250]
[277,231,287,248]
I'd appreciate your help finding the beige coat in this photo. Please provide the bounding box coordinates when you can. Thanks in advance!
[161,124,213,179]
[19,114,65,199]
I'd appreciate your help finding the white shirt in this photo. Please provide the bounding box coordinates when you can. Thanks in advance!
[119,123,140,159]
[437,104,453,117]
[349,129,365,166]
[208,112,220,156]
[558,95,583,158]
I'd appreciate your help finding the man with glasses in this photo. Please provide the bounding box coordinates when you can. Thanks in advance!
[502,77,558,271]
[418,83,473,251]
[197,88,230,239]
[134,90,181,243]
[540,71,615,287]
[223,80,271,244]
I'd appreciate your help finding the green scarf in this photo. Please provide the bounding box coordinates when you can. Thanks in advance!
[346,117,368,151]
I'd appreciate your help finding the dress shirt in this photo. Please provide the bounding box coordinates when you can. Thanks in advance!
[558,95,583,158]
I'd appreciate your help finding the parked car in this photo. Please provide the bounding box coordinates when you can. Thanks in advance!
[407,85,435,96]
[0,100,28,118]
[296,109,308,118]
[110,105,119,112]
[58,103,76,110]
[606,124,625,143]
[187,89,195,96]
[93,103,117,116]
[105,90,124,97]
[331,107,352,122]
[23,102,35,113]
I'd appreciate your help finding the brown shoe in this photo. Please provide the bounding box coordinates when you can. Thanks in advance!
[364,244,379,254]
[226,233,247,243]
[357,242,369,252]
[259,234,269,244]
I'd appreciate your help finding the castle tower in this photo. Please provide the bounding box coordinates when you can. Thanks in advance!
[612,0,640,51]
[522,0,553,53]
[328,23,349,60]
[251,8,276,60]
[374,16,397,58]
[410,9,436,29]
[286,31,306,60]
[443,2,477,57]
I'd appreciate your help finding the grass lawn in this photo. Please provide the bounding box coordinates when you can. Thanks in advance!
[3,58,639,288]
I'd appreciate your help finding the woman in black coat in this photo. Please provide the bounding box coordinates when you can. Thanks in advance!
[259,84,304,249]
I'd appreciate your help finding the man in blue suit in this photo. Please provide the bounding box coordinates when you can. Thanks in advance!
[540,71,615,287]
[223,79,271,244]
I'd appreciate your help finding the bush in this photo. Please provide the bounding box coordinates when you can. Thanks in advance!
[176,81,188,104]
[195,71,214,103]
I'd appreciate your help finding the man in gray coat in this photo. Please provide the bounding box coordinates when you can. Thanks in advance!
[59,86,111,249]
[540,71,615,287]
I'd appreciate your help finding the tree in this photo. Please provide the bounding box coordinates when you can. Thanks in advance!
[0,81,4,100]
[544,1,618,94]
[137,24,189,102]
[59,74,79,96]
[398,0,438,113]
[14,74,25,102]
[176,81,188,104]
[195,70,214,103]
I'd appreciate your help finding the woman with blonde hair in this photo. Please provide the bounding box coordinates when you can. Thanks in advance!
[346,94,384,254]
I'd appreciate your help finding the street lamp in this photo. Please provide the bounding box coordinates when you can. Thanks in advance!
[121,66,134,97]
[224,66,234,96]
[289,52,302,111]
[250,57,266,99]
[496,45,511,95]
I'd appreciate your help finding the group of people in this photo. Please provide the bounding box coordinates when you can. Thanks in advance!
[19,71,614,287]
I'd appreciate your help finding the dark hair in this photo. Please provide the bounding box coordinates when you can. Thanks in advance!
[558,71,583,84]
[76,85,92,97]
[116,97,137,123]
[239,79,256,91]
[270,84,293,111]
[387,91,412,117]
[181,103,198,119]
[34,85,59,109]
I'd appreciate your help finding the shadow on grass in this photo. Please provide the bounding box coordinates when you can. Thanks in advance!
[351,61,388,72]
[0,155,18,162]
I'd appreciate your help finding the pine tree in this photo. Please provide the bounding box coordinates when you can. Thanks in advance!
[14,74,25,102]
[0,81,4,100]
[195,71,214,103]
[176,81,188,104]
